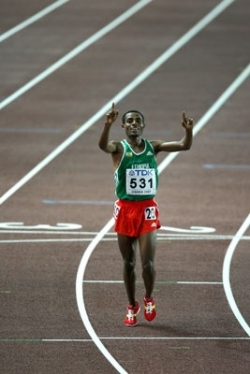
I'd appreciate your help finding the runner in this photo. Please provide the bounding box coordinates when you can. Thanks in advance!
[99,102,193,326]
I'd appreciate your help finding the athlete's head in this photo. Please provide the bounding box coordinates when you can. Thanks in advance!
[121,110,145,137]
[122,110,145,124]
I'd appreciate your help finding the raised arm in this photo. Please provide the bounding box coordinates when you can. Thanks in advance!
[98,102,119,153]
[153,112,194,153]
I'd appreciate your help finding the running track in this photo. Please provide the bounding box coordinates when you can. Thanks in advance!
[0,0,250,373]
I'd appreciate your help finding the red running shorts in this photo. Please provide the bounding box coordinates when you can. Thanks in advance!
[113,198,161,237]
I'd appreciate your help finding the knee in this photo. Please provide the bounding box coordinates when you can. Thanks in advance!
[123,259,135,274]
[142,260,154,273]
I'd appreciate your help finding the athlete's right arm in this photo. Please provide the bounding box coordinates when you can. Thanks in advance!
[98,122,118,153]
[99,102,119,153]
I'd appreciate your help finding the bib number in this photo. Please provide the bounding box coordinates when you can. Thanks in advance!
[126,169,156,196]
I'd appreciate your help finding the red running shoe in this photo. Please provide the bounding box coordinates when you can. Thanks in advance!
[144,295,156,322]
[124,301,140,327]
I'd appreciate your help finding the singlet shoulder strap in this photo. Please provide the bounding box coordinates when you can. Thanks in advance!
[144,139,156,154]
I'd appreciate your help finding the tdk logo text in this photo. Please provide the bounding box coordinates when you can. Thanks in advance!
[128,169,153,176]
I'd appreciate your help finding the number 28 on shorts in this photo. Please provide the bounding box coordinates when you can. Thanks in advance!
[144,206,157,220]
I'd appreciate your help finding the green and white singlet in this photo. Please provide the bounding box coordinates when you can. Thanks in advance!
[114,139,158,201]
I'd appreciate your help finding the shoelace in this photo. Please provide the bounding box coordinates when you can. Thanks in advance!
[145,301,154,314]
[126,308,135,320]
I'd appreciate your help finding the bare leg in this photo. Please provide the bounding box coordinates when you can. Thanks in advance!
[117,233,137,306]
[138,231,156,298]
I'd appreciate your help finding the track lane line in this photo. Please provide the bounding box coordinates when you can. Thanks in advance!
[1,236,250,244]
[223,213,250,336]
[1,235,250,244]
[1,337,250,342]
[0,0,70,42]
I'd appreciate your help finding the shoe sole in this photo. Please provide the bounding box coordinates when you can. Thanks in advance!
[124,322,138,327]
[144,314,156,322]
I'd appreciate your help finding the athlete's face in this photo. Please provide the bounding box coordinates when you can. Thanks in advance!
[122,112,145,136]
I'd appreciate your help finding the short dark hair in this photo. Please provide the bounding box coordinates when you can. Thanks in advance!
[122,110,145,124]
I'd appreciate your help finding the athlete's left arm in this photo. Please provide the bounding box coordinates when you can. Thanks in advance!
[152,112,193,153]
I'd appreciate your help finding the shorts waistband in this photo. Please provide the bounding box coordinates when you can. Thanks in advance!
[115,198,156,206]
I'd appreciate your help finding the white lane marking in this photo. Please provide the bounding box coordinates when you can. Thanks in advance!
[175,281,222,285]
[0,0,237,205]
[160,226,216,233]
[0,222,82,230]
[5,337,250,342]
[0,239,98,243]
[0,0,151,110]
[0,0,70,43]
[0,222,214,232]
[42,199,114,205]
[223,213,250,336]
[42,337,250,342]
[83,280,223,285]
[1,236,250,244]
[203,164,250,169]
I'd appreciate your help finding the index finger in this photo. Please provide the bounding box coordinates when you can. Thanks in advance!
[182,111,187,122]
[112,102,115,111]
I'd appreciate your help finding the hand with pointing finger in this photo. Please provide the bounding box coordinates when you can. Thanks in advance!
[106,102,119,125]
[182,111,194,131]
